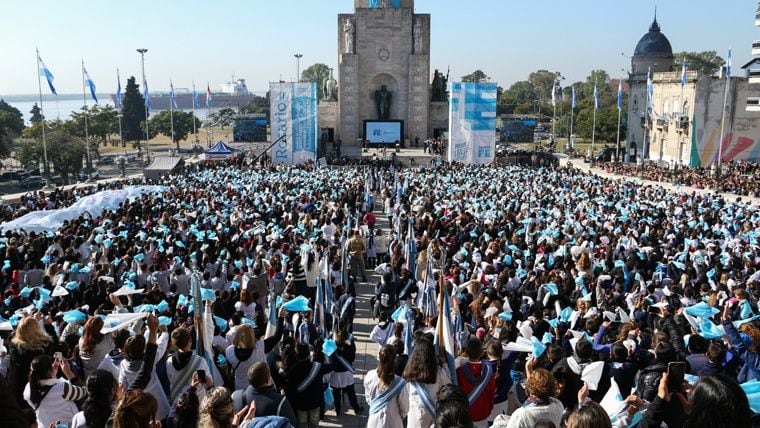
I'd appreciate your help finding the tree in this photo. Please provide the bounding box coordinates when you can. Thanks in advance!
[528,70,562,103]
[300,63,331,102]
[240,94,270,115]
[674,51,724,76]
[461,70,489,82]
[0,99,24,162]
[18,128,86,182]
[30,103,43,123]
[499,81,538,114]
[206,107,236,127]
[66,105,118,159]
[149,110,198,149]
[576,106,626,143]
[121,76,147,142]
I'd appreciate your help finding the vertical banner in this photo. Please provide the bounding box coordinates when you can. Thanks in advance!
[447,82,497,165]
[269,82,318,164]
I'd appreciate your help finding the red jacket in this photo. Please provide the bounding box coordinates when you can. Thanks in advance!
[456,361,496,422]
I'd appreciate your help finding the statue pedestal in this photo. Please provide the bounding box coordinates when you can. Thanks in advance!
[428,101,449,138]
[338,54,359,143]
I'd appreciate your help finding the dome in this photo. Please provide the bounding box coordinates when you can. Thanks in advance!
[633,17,673,58]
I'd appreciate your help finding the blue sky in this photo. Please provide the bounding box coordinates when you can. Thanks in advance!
[0,0,755,95]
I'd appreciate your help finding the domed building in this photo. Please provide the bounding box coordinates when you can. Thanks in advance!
[631,16,675,74]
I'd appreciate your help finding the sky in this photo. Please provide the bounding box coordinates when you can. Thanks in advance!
[0,0,756,96]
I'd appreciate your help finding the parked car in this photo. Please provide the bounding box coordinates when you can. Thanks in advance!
[98,156,115,165]
[77,170,101,182]
[19,176,44,189]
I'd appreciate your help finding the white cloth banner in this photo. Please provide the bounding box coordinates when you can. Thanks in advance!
[269,82,318,165]
[447,82,497,165]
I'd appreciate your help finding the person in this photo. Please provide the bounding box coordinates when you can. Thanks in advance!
[173,387,200,428]
[283,343,334,427]
[224,324,258,391]
[566,401,612,428]
[113,389,160,428]
[118,324,171,421]
[403,335,450,428]
[71,369,119,428]
[434,383,473,428]
[23,353,87,428]
[198,386,235,428]
[330,330,363,416]
[456,337,495,425]
[78,317,115,379]
[235,289,258,320]
[167,326,212,405]
[499,367,563,428]
[364,345,407,427]
[9,315,57,409]
[370,312,395,346]
[334,285,355,333]
[232,361,297,427]
[346,230,367,283]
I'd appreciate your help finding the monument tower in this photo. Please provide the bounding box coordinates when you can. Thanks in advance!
[337,0,430,145]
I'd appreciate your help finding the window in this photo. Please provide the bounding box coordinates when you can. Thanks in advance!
[663,98,670,115]
[682,100,689,116]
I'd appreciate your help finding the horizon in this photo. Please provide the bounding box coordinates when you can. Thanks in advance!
[0,0,755,96]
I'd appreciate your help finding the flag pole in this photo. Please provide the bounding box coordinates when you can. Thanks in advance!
[35,48,51,184]
[679,61,686,165]
[170,80,176,151]
[615,102,622,163]
[717,55,731,174]
[192,81,198,144]
[568,86,574,152]
[591,82,597,165]
[81,60,92,181]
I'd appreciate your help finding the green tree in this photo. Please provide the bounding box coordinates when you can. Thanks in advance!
[18,129,86,182]
[461,70,489,82]
[300,63,331,102]
[149,110,198,149]
[30,103,43,123]
[206,107,236,127]
[499,81,538,114]
[576,106,627,143]
[674,51,724,76]
[121,76,147,142]
[0,100,25,162]
[528,70,562,103]
[240,94,270,115]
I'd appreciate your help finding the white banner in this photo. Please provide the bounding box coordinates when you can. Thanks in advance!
[447,82,497,165]
[269,82,318,164]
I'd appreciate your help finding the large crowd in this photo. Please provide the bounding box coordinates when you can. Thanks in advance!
[0,158,758,428]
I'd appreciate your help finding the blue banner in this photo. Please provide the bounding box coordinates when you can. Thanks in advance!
[448,82,497,165]
[270,82,318,164]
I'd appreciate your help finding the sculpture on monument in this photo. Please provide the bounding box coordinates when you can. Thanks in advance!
[374,85,392,120]
[323,68,338,101]
[431,69,449,102]
[343,18,355,54]
[413,19,423,53]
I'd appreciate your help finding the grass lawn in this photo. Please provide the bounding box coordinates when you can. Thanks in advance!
[98,126,234,155]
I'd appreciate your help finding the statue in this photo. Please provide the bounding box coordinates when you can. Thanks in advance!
[413,19,423,53]
[323,68,337,102]
[343,18,355,54]
[374,85,392,120]
[431,68,449,102]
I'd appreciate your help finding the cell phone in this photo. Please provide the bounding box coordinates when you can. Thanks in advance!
[648,305,661,314]
[667,362,686,392]
[54,352,63,366]
[197,369,206,383]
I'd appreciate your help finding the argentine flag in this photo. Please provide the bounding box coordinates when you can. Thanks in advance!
[726,47,732,79]
[143,79,151,110]
[551,83,556,107]
[83,63,98,104]
[206,82,212,108]
[571,85,576,109]
[434,286,458,385]
[617,79,623,112]
[193,82,200,109]
[593,82,599,110]
[115,69,122,110]
[37,52,57,95]
[680,61,687,88]
[170,80,178,109]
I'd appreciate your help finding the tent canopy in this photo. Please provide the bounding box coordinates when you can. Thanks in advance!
[204,141,237,160]
[143,156,184,181]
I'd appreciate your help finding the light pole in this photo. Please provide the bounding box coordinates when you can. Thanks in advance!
[137,48,150,163]
[294,54,303,82]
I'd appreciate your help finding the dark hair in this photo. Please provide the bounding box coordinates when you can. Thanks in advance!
[81,317,105,355]
[123,334,146,362]
[83,370,118,428]
[113,389,158,428]
[685,375,751,428]
[248,361,271,388]
[435,383,474,428]
[113,329,131,349]
[575,338,593,360]
[611,342,628,362]
[403,336,436,383]
[463,337,483,360]
[687,334,709,354]
[568,401,612,428]
[706,342,726,364]
[377,345,396,388]
[173,388,200,428]
[28,354,54,405]
[654,341,676,364]
[171,327,192,350]
[534,420,557,428]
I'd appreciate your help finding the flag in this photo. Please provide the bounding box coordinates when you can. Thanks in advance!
[571,85,576,109]
[143,79,151,110]
[434,285,457,385]
[726,47,732,79]
[646,67,653,116]
[617,80,623,112]
[551,84,556,107]
[206,82,212,108]
[593,82,599,110]
[192,82,200,109]
[191,274,221,385]
[169,80,178,109]
[680,61,687,88]
[115,69,122,110]
[82,63,98,104]
[37,52,57,96]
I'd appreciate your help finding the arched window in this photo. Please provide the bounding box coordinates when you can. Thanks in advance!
[682,100,689,116]
[672,96,680,115]
[663,98,670,116]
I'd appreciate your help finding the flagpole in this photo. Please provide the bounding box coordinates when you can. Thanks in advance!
[137,48,150,163]
[551,82,557,148]
[615,99,622,163]
[81,60,92,181]
[192,81,197,144]
[591,83,597,165]
[717,68,731,175]
[35,48,51,184]
[170,81,176,151]
[568,88,574,153]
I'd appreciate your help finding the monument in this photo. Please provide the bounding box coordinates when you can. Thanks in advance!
[335,0,434,145]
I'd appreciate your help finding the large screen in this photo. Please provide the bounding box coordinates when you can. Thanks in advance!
[233,118,268,142]
[364,120,402,144]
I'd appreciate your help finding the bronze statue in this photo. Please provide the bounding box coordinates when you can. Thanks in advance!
[431,69,449,102]
[375,85,392,120]
[323,68,337,102]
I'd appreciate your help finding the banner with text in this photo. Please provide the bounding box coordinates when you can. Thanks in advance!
[447,82,497,165]
[269,82,318,164]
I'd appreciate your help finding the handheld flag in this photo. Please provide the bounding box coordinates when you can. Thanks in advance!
[617,79,623,112]
[726,47,732,79]
[680,61,687,88]
[115,68,122,110]
[170,80,178,109]
[571,85,576,109]
[37,51,57,95]
[593,82,599,110]
[82,62,98,104]
[206,82,212,108]
[434,282,457,385]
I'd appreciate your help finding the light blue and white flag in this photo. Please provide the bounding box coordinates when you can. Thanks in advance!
[680,61,687,88]
[37,51,57,95]
[170,80,178,109]
[143,79,151,110]
[82,62,98,104]
[192,82,200,109]
[571,85,576,109]
[551,84,556,107]
[617,80,623,112]
[434,287,458,385]
[593,82,599,110]
[206,82,212,108]
[646,67,653,116]
[115,68,122,110]
[726,47,732,79]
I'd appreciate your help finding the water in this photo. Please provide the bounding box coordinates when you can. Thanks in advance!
[3,95,211,124]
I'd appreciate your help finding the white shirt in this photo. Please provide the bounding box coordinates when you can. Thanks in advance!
[502,397,564,428]
[363,371,408,428]
[78,333,114,378]
[235,301,258,319]
[226,341,265,391]
[405,366,451,428]
[23,379,81,428]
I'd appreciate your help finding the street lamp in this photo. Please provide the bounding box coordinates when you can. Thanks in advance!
[294,54,303,82]
[137,48,150,163]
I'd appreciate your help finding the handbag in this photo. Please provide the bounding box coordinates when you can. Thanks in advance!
[323,384,335,410]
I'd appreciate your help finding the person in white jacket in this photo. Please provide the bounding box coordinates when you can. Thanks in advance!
[118,328,171,421]
[363,344,408,427]
[402,335,451,428]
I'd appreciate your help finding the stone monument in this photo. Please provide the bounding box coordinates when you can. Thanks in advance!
[337,0,431,145]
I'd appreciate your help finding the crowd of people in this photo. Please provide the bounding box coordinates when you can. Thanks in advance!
[0,158,758,428]
[603,160,760,197]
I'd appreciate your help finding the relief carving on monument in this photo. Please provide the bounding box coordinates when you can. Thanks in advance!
[413,18,423,54]
[343,18,355,54]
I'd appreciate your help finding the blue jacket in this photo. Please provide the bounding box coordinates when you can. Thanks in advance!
[722,320,760,382]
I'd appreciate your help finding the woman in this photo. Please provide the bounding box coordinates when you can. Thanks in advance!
[9,315,57,408]
[500,367,563,428]
[112,389,160,428]
[23,354,88,428]
[329,329,364,416]
[567,401,612,428]
[235,289,257,320]
[226,323,270,391]
[198,387,235,428]
[435,383,474,428]
[364,344,408,427]
[118,330,171,421]
[403,335,450,428]
[79,317,115,378]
